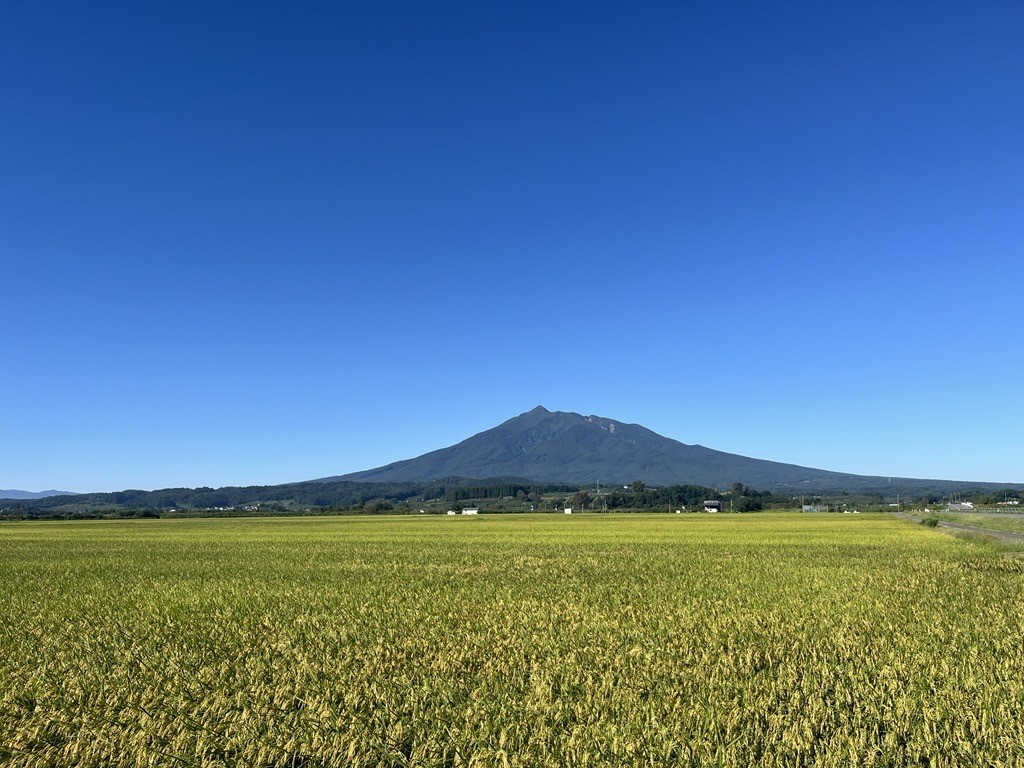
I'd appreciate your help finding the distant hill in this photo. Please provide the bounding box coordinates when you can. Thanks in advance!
[0,478,579,514]
[323,406,1019,495]
[0,489,74,500]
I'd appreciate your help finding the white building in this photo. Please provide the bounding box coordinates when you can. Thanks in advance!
[462,508,479,515]
[564,508,572,514]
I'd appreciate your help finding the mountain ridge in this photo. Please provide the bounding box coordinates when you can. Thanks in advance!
[0,489,74,500]
[321,406,1014,494]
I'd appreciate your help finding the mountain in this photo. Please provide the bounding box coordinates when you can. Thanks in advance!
[323,406,1016,494]
[0,489,74,500]
[5,409,1017,513]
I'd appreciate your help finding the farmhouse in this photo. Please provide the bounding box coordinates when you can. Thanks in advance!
[462,508,479,515]
[703,500,723,513]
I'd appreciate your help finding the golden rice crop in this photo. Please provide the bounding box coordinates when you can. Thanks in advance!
[1,513,1022,766]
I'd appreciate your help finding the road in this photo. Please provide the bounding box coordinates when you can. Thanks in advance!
[891,511,1024,544]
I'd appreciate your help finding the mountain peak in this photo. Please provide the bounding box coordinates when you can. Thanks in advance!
[320,407,1014,492]
[328,406,848,489]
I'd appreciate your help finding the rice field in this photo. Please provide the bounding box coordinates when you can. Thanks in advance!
[2,513,1022,767]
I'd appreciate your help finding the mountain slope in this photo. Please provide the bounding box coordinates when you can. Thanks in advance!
[323,406,912,492]
[0,489,74,500]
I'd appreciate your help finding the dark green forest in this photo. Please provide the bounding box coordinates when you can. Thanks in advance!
[0,478,579,519]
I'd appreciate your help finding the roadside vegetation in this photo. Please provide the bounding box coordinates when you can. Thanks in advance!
[930,512,1024,535]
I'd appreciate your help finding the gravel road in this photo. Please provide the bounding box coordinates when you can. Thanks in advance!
[892,511,1024,543]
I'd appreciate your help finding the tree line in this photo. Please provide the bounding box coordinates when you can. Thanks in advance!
[0,478,580,519]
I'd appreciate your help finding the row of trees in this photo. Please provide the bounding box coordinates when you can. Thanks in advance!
[442,482,577,503]
[602,483,722,510]
[20,476,1005,520]
[0,479,583,519]
[558,481,797,512]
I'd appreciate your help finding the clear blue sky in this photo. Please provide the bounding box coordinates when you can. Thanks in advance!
[2,1,1021,492]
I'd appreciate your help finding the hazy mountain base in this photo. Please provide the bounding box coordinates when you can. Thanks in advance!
[0,489,74,499]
